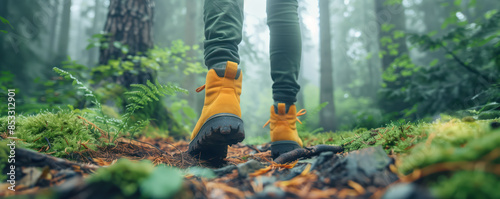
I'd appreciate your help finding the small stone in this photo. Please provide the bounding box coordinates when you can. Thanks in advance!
[382,183,434,199]
[312,151,334,168]
[491,121,500,129]
[237,159,265,178]
[55,169,78,179]
[253,186,285,199]
[214,165,237,176]
[280,164,307,181]
[462,116,475,122]
[253,176,277,187]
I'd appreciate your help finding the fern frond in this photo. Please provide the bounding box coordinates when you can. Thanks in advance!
[114,80,187,142]
[53,67,111,137]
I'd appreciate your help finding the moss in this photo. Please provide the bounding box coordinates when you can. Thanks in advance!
[431,171,500,199]
[398,118,499,174]
[0,110,99,157]
[87,158,183,198]
[299,116,500,198]
[300,117,499,170]
[87,159,155,197]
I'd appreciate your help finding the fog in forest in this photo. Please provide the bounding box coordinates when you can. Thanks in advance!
[1,0,499,139]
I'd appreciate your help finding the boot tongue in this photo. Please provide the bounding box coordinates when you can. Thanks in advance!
[277,103,287,115]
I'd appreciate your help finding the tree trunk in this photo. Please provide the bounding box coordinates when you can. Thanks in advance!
[55,0,71,65]
[99,0,186,137]
[183,0,202,112]
[363,0,380,98]
[87,0,103,66]
[48,0,59,59]
[319,0,336,131]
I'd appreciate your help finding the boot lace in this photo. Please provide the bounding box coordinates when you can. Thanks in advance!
[263,109,306,128]
[195,84,205,92]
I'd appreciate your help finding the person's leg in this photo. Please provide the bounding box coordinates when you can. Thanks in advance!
[265,0,304,159]
[188,0,245,161]
[267,0,302,109]
[203,0,244,70]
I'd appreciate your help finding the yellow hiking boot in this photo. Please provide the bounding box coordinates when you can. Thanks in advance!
[263,103,306,159]
[188,61,245,160]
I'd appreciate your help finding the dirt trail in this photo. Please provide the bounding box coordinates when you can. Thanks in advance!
[1,137,402,198]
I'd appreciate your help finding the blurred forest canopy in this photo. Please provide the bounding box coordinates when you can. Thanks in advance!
[0,0,499,137]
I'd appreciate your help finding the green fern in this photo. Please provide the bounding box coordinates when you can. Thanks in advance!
[53,67,112,138]
[53,67,186,142]
[114,80,187,141]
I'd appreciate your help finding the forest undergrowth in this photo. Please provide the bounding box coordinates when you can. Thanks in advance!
[1,107,499,198]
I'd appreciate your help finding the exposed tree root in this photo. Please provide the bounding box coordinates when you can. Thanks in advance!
[274,144,343,164]
[17,148,101,173]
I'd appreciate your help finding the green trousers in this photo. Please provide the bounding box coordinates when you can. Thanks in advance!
[203,0,302,104]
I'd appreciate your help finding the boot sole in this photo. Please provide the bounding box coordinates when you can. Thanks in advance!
[188,113,245,160]
[271,140,301,159]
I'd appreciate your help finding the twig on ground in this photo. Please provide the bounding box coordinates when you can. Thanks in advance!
[45,137,51,149]
[274,145,343,164]
[131,138,171,157]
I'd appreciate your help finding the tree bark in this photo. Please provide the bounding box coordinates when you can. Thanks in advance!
[319,0,336,131]
[99,0,186,137]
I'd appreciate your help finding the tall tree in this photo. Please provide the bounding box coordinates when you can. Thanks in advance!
[319,0,336,131]
[362,0,380,97]
[99,0,185,136]
[87,0,104,66]
[183,0,203,111]
[47,0,59,59]
[55,0,71,65]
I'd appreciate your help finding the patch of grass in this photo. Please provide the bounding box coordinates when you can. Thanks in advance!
[242,135,270,146]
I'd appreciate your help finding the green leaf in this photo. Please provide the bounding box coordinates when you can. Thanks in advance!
[428,31,438,37]
[140,166,183,198]
[113,41,122,48]
[381,23,395,32]
[442,16,458,29]
[182,107,197,119]
[393,30,405,39]
[468,0,476,8]
[0,16,13,29]
[0,30,7,34]
[454,0,461,6]
[485,9,498,20]
[430,59,439,67]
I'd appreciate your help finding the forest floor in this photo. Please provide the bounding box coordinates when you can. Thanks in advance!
[0,137,400,199]
[1,115,499,198]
